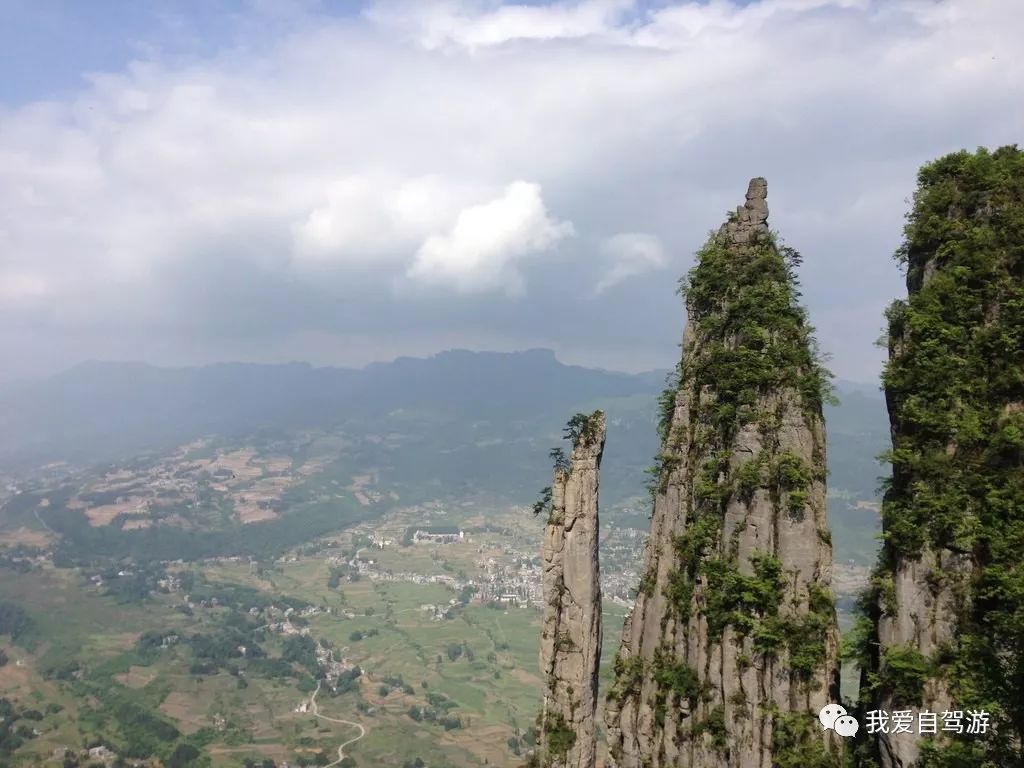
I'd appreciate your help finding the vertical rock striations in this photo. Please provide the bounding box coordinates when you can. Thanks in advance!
[605,179,841,768]
[856,146,1024,768]
[538,411,606,768]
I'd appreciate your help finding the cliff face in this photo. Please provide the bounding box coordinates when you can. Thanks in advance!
[605,179,841,768]
[858,146,1024,768]
[538,411,606,768]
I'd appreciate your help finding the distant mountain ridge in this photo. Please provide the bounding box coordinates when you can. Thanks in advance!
[0,351,887,524]
[0,349,668,470]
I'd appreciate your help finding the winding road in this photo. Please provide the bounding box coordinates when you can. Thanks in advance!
[310,680,367,767]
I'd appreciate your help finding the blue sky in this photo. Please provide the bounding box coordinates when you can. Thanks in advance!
[2,0,762,104]
[1,1,351,103]
[3,1,203,103]
[1,0,1020,382]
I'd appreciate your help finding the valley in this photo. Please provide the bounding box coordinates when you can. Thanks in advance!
[0,487,634,767]
[0,355,887,767]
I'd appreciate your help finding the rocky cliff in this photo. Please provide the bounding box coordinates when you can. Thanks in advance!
[604,179,841,768]
[537,411,606,768]
[856,146,1024,767]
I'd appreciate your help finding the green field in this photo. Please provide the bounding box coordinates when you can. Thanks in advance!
[0,534,635,768]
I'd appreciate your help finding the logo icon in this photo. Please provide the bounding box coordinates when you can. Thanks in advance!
[819,704,859,738]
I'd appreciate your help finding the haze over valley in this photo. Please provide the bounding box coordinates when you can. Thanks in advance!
[0,350,886,766]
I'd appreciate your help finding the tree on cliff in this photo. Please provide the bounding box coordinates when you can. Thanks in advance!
[853,146,1024,768]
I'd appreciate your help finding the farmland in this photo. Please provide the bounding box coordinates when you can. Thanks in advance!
[0,520,631,767]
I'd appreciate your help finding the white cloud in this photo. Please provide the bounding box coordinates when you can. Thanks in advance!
[407,181,574,293]
[366,0,876,51]
[291,174,468,263]
[366,0,637,50]
[595,232,667,294]
[0,0,1022,378]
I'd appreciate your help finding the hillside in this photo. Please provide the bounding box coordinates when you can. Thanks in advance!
[0,351,886,565]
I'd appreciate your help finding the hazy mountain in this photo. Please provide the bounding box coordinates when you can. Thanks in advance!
[0,349,888,544]
[0,350,662,470]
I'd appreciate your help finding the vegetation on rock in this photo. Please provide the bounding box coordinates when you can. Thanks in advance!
[857,145,1024,767]
[606,180,840,768]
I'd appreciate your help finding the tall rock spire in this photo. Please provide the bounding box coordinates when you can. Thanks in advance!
[537,411,606,768]
[604,179,841,768]
[856,146,1024,767]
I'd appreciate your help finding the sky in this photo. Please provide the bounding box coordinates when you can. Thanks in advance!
[1,0,1020,384]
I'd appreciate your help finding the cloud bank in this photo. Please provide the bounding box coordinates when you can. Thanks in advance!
[1,0,1021,381]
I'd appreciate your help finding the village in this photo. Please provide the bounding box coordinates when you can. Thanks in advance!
[323,505,647,610]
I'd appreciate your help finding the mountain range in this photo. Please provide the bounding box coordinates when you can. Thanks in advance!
[0,349,888,561]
